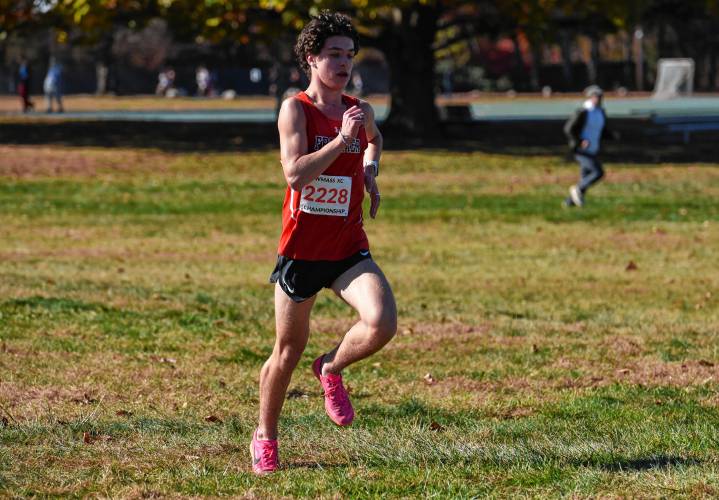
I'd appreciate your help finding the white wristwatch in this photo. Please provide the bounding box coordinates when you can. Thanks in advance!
[364,160,379,177]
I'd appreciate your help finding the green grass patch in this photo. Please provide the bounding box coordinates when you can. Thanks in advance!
[1,147,718,497]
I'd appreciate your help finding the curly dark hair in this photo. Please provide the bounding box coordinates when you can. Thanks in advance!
[294,11,359,77]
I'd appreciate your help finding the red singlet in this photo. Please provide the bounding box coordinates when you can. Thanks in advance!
[276,91,369,261]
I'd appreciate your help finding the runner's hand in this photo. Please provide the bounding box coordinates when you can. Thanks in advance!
[341,105,364,139]
[365,176,381,219]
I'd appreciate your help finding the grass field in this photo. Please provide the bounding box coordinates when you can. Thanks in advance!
[1,143,718,498]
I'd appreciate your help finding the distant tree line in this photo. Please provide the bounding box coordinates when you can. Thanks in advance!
[1,0,718,137]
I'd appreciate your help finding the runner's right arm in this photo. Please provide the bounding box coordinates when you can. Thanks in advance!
[279,98,364,191]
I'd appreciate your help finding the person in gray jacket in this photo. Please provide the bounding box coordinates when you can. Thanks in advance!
[563,85,616,207]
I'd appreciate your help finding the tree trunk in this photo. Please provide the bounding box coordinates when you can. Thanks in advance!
[657,22,666,58]
[0,41,7,93]
[558,29,574,89]
[634,26,644,91]
[624,32,633,89]
[588,35,600,85]
[529,42,542,91]
[382,4,440,141]
[709,42,717,90]
[95,32,114,95]
[96,63,108,95]
[511,32,526,91]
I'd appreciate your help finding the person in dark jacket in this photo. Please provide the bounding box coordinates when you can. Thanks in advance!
[563,85,616,207]
[17,58,34,112]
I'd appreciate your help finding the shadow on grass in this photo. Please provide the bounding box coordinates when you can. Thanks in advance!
[282,461,347,471]
[580,455,701,472]
[1,296,111,313]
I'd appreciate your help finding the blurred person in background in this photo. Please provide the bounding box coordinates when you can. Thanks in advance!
[17,58,34,112]
[563,85,618,207]
[155,67,176,96]
[196,65,210,96]
[43,58,64,113]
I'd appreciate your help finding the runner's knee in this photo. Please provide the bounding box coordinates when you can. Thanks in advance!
[364,308,397,341]
[274,343,305,369]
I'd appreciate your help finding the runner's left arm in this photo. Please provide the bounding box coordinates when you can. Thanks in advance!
[361,101,382,219]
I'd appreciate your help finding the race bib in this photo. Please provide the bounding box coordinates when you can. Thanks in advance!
[299,175,351,216]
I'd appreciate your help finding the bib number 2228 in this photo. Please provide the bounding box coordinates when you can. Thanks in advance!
[299,175,351,216]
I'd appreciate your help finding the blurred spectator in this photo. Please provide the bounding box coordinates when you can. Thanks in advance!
[17,58,34,112]
[282,67,303,100]
[563,85,619,207]
[441,69,452,96]
[196,65,211,96]
[156,67,175,96]
[351,71,364,96]
[210,68,220,96]
[43,58,64,113]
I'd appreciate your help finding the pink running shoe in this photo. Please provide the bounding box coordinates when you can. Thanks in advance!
[312,355,354,426]
[250,429,278,475]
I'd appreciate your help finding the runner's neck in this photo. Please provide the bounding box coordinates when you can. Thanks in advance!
[304,87,345,109]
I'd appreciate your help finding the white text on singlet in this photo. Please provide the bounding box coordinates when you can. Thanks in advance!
[299,175,351,216]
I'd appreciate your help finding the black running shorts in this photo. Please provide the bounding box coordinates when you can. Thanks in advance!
[269,250,372,303]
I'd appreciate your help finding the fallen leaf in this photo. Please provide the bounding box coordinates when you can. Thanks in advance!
[149,355,176,365]
[204,415,222,424]
[83,432,92,444]
[429,421,445,432]
[286,389,307,399]
[625,261,638,271]
[72,393,97,405]
[502,407,534,419]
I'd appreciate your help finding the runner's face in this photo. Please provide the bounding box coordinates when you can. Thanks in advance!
[309,36,355,90]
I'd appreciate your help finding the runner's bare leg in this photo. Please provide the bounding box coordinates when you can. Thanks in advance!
[257,284,316,440]
[321,259,397,374]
